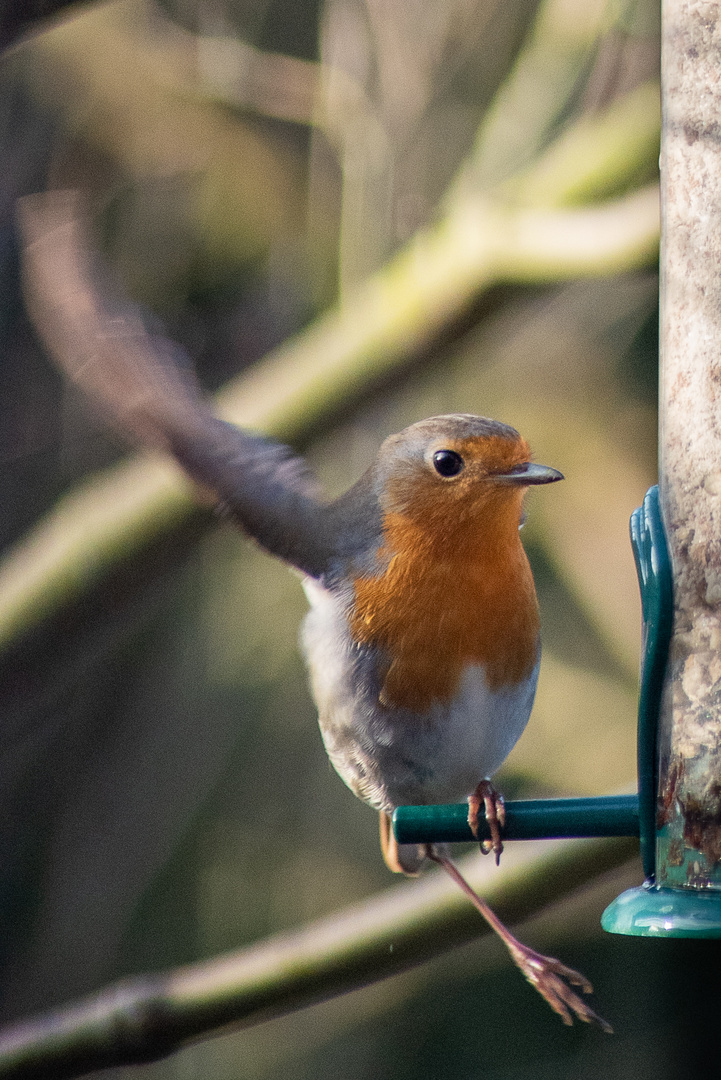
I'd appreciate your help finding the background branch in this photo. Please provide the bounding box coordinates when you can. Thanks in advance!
[0,837,637,1078]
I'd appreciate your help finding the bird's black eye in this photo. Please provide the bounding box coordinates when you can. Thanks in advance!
[432,449,464,477]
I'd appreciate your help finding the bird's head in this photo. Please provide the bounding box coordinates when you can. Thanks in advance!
[373,414,562,542]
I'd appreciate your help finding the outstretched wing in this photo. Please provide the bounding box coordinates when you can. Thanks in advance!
[18,190,336,578]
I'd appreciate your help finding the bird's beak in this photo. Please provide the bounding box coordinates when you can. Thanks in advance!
[493,462,564,486]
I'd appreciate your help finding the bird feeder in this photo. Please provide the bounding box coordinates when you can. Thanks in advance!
[396,0,721,937]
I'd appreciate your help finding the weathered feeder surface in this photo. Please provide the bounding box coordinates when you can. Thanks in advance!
[658,0,721,888]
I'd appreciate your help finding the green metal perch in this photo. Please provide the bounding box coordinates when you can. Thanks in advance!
[393,795,640,845]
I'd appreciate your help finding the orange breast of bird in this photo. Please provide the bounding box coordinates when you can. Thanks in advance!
[349,473,540,714]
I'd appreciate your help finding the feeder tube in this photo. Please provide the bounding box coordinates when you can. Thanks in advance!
[658,0,721,888]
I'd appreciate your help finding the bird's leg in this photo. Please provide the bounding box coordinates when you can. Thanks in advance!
[423,846,612,1033]
[468,780,506,865]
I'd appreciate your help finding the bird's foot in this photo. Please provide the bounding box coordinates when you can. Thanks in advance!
[468,780,505,865]
[424,847,612,1033]
[505,940,613,1033]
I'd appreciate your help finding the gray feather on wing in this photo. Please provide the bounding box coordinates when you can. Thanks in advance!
[17,189,336,579]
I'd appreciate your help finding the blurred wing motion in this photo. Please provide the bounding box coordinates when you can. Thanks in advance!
[18,190,335,578]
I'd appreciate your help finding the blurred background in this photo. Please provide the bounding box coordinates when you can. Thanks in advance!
[3,0,719,1076]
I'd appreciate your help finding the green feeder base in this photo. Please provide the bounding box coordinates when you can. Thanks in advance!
[602,885,721,938]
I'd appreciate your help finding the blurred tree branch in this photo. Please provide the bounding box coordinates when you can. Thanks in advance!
[2,81,659,653]
[0,836,638,1078]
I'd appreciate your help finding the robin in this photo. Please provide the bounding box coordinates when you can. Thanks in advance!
[19,191,611,1032]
